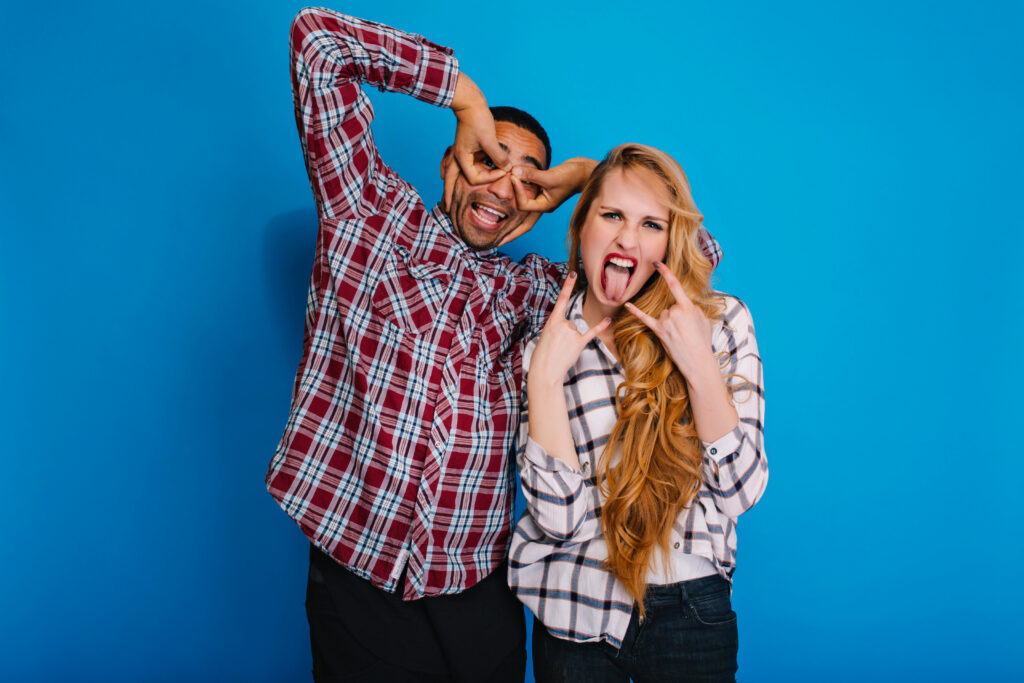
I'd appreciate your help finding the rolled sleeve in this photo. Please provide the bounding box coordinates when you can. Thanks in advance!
[519,436,599,542]
[700,296,769,518]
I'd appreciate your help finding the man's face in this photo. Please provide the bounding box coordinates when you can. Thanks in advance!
[443,121,547,250]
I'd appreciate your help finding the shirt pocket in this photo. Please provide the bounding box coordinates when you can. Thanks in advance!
[371,245,452,336]
[479,295,528,428]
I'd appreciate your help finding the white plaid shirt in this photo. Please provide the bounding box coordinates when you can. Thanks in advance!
[509,291,767,646]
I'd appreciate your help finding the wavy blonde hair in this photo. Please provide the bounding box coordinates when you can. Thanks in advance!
[567,144,723,614]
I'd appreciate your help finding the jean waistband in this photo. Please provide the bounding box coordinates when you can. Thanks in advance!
[643,573,730,607]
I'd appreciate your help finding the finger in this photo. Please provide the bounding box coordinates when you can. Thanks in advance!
[624,302,660,333]
[510,174,532,211]
[653,261,691,307]
[510,178,554,213]
[443,159,459,211]
[548,271,577,322]
[498,210,540,247]
[455,149,506,186]
[580,316,612,346]
[480,136,510,171]
[510,165,547,186]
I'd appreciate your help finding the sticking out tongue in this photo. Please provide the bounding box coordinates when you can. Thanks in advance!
[602,263,631,302]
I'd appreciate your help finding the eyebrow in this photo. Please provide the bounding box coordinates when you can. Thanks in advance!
[598,205,669,223]
[498,142,543,171]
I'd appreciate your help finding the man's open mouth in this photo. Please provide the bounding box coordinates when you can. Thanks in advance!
[600,254,637,302]
[470,202,509,230]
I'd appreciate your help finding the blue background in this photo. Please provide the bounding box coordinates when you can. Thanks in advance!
[2,0,1021,680]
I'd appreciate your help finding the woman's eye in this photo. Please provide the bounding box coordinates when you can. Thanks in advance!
[644,221,665,231]
[602,212,621,220]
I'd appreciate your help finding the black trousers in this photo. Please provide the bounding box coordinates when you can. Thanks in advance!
[305,544,526,682]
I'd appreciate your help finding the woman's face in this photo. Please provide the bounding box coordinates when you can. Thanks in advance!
[579,167,672,315]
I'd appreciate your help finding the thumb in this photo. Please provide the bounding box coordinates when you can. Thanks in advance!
[511,165,545,186]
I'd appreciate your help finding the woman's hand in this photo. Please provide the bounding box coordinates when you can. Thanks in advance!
[624,262,715,378]
[529,272,610,390]
[624,262,737,442]
[527,271,609,470]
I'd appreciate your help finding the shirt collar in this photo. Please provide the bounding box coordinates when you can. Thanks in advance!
[567,290,589,333]
[430,202,503,263]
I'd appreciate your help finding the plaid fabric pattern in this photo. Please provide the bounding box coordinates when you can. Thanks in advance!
[267,8,725,600]
[509,291,767,646]
[265,7,564,599]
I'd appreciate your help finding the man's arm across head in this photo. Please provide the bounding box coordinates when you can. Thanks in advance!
[289,7,462,221]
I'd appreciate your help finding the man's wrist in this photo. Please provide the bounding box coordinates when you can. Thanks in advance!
[450,73,487,116]
[569,157,599,191]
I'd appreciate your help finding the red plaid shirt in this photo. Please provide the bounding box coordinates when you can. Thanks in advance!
[266,7,723,599]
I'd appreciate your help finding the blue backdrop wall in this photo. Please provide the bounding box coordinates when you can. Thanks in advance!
[2,1,1021,680]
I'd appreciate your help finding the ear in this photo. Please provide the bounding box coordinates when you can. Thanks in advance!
[440,146,453,179]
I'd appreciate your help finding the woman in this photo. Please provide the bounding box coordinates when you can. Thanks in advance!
[508,144,768,682]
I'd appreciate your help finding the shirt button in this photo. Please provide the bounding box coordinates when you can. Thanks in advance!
[710,448,717,455]
[674,542,680,549]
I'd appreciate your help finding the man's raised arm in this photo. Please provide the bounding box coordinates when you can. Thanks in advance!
[289,7,461,221]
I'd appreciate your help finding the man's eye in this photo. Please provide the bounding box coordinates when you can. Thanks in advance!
[481,156,497,169]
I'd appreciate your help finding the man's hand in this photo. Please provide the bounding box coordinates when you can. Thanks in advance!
[510,157,598,213]
[492,158,598,246]
[444,73,509,210]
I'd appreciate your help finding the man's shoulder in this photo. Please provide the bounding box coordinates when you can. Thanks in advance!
[497,251,566,285]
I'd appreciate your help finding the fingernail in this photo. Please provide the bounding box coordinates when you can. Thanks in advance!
[511,167,523,178]
[568,271,577,279]
[653,260,663,268]
[603,317,611,324]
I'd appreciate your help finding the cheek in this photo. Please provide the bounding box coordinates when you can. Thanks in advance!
[578,226,602,272]
[645,232,669,262]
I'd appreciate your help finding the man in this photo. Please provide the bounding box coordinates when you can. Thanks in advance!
[266,7,722,682]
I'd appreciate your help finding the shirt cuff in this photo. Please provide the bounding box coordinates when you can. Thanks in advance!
[701,427,744,466]
[523,436,582,475]
[407,37,460,109]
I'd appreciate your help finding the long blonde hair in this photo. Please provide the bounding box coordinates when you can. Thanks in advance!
[566,144,723,613]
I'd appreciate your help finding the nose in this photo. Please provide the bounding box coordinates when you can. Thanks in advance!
[486,172,515,204]
[615,220,639,249]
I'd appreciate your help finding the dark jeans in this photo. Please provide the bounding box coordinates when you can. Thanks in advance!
[305,544,526,683]
[532,575,738,683]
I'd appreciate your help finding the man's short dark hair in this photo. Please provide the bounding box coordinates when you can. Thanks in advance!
[490,106,551,169]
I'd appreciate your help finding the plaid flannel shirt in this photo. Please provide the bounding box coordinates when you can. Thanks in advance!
[509,291,766,646]
[266,7,724,599]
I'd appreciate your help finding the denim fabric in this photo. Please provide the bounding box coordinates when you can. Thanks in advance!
[532,575,738,683]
